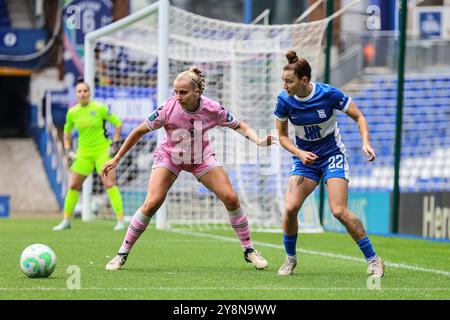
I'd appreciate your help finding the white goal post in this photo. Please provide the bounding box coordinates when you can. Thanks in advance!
[82,0,326,232]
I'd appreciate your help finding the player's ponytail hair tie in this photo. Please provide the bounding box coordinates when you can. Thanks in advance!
[176,66,206,95]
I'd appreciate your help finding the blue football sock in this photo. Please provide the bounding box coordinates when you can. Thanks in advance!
[356,235,377,261]
[282,234,298,257]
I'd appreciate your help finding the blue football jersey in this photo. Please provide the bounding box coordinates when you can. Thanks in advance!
[274,82,351,157]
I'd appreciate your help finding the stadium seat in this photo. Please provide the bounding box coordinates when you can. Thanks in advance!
[345,74,450,192]
[0,0,11,27]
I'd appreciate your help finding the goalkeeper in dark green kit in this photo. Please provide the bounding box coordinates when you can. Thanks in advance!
[53,79,125,231]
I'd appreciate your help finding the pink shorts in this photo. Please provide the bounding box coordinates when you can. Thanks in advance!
[152,151,221,179]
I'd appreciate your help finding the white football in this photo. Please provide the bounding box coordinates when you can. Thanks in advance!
[20,244,57,278]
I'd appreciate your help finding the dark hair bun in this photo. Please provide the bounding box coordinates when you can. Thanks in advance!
[286,50,299,64]
[76,76,85,84]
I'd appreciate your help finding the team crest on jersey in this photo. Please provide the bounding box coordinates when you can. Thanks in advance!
[148,110,159,121]
[226,112,234,122]
[90,111,97,117]
[317,109,326,118]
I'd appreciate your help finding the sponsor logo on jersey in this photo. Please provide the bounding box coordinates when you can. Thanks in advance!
[304,125,322,140]
[226,112,234,122]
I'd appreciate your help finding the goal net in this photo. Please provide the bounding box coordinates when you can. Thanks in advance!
[84,1,327,232]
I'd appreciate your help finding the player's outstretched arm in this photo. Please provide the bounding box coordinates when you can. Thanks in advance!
[345,102,376,162]
[102,122,151,177]
[234,120,277,147]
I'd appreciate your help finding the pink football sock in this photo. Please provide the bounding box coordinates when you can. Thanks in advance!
[118,210,151,254]
[228,207,253,251]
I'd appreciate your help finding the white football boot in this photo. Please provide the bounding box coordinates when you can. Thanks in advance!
[277,256,297,276]
[52,220,71,231]
[367,256,385,278]
[106,254,128,270]
[114,220,125,231]
[244,248,268,270]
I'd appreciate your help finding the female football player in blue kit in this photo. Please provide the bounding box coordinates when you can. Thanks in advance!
[274,51,384,278]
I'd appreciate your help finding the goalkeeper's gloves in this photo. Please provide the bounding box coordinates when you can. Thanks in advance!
[109,141,121,157]
[65,148,76,167]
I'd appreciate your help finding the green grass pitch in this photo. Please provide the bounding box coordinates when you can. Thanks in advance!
[1,218,449,300]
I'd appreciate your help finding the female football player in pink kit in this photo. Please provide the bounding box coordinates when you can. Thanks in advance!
[103,66,276,271]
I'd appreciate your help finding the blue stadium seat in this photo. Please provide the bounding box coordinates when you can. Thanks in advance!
[0,0,11,27]
[346,74,450,192]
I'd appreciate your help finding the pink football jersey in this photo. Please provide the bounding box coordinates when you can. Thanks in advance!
[145,95,239,164]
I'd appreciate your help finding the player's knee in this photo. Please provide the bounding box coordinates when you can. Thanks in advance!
[285,204,301,217]
[330,204,347,221]
[68,183,82,192]
[102,180,116,189]
[141,197,164,216]
[221,191,240,209]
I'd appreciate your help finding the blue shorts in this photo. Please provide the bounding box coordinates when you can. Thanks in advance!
[290,151,349,184]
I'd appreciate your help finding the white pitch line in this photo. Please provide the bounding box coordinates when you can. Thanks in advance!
[0,287,449,292]
[169,229,450,277]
